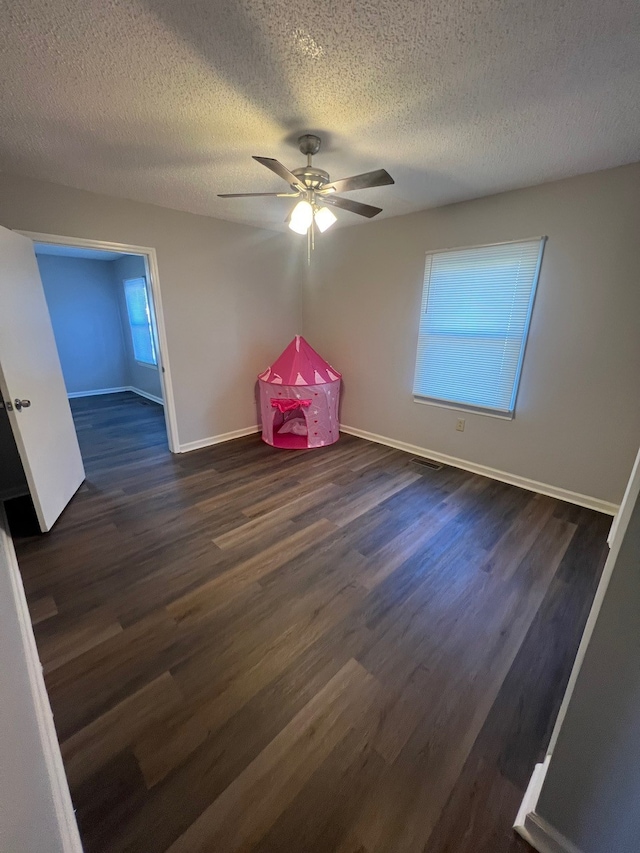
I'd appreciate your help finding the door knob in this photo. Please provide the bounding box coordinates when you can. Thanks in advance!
[14,399,31,411]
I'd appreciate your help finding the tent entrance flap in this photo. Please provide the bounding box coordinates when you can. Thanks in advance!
[272,399,309,448]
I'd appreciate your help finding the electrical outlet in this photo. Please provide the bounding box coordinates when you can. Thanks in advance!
[456,418,465,432]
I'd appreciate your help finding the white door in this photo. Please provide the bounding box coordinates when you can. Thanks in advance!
[0,226,84,532]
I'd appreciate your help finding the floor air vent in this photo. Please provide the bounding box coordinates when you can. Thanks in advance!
[412,457,444,471]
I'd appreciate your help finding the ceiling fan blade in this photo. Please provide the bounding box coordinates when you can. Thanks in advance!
[218,192,297,198]
[321,168,394,195]
[253,156,307,191]
[323,195,383,218]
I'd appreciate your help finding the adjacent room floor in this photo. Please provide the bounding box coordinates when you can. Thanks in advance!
[10,393,609,853]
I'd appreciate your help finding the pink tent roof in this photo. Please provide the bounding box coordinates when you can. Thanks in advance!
[258,335,341,386]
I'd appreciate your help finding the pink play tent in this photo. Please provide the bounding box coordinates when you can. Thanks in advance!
[258,336,342,449]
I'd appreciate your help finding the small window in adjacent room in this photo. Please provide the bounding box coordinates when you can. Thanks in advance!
[413,237,546,418]
[123,277,157,366]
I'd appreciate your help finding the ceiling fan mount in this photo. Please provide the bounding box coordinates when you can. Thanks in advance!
[218,133,395,236]
[291,136,331,192]
[297,133,322,157]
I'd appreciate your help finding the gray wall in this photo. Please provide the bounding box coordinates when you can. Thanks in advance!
[0,510,81,852]
[3,165,637,494]
[37,255,129,395]
[305,162,640,505]
[536,487,640,852]
[113,254,162,400]
[0,173,302,448]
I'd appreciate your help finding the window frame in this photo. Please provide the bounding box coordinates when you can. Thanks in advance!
[123,276,158,368]
[412,237,546,419]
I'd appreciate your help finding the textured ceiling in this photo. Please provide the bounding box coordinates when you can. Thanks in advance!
[1,0,639,231]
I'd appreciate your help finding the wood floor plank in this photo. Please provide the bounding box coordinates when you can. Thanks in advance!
[167,518,338,625]
[478,493,557,578]
[61,671,184,787]
[328,469,423,528]
[360,473,492,590]
[212,512,297,550]
[5,393,608,853]
[36,606,124,674]
[424,517,609,853]
[246,481,342,532]
[134,705,210,789]
[100,618,375,853]
[28,594,58,625]
[165,659,380,853]
[46,608,180,740]
[252,727,387,853]
[351,519,578,852]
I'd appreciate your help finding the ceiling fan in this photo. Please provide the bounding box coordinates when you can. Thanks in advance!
[218,134,394,239]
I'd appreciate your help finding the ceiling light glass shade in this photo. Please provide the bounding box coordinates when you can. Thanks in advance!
[314,206,337,232]
[288,200,313,234]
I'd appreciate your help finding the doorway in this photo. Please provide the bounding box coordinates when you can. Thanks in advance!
[20,232,178,453]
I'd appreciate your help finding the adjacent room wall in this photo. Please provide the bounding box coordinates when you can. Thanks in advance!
[38,251,165,403]
[534,486,640,853]
[112,254,162,401]
[37,255,129,395]
[304,162,640,505]
[0,174,302,448]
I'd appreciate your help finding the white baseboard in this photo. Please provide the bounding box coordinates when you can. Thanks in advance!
[340,425,618,516]
[519,813,585,853]
[129,386,164,406]
[68,386,163,405]
[514,757,550,834]
[67,386,129,398]
[179,425,259,453]
[513,755,551,843]
[515,758,585,853]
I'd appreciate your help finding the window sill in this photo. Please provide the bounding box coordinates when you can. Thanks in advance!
[136,361,158,370]
[413,395,514,421]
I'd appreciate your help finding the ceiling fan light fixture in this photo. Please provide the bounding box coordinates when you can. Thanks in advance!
[314,206,337,232]
[288,199,313,234]
[219,135,394,246]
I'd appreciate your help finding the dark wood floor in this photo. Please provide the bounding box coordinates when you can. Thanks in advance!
[10,392,609,853]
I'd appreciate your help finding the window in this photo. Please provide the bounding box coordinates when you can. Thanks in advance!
[123,277,157,366]
[413,238,545,417]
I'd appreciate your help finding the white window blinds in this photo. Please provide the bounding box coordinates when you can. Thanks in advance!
[124,277,157,366]
[413,238,545,416]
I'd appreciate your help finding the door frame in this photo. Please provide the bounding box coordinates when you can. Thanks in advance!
[18,231,180,453]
